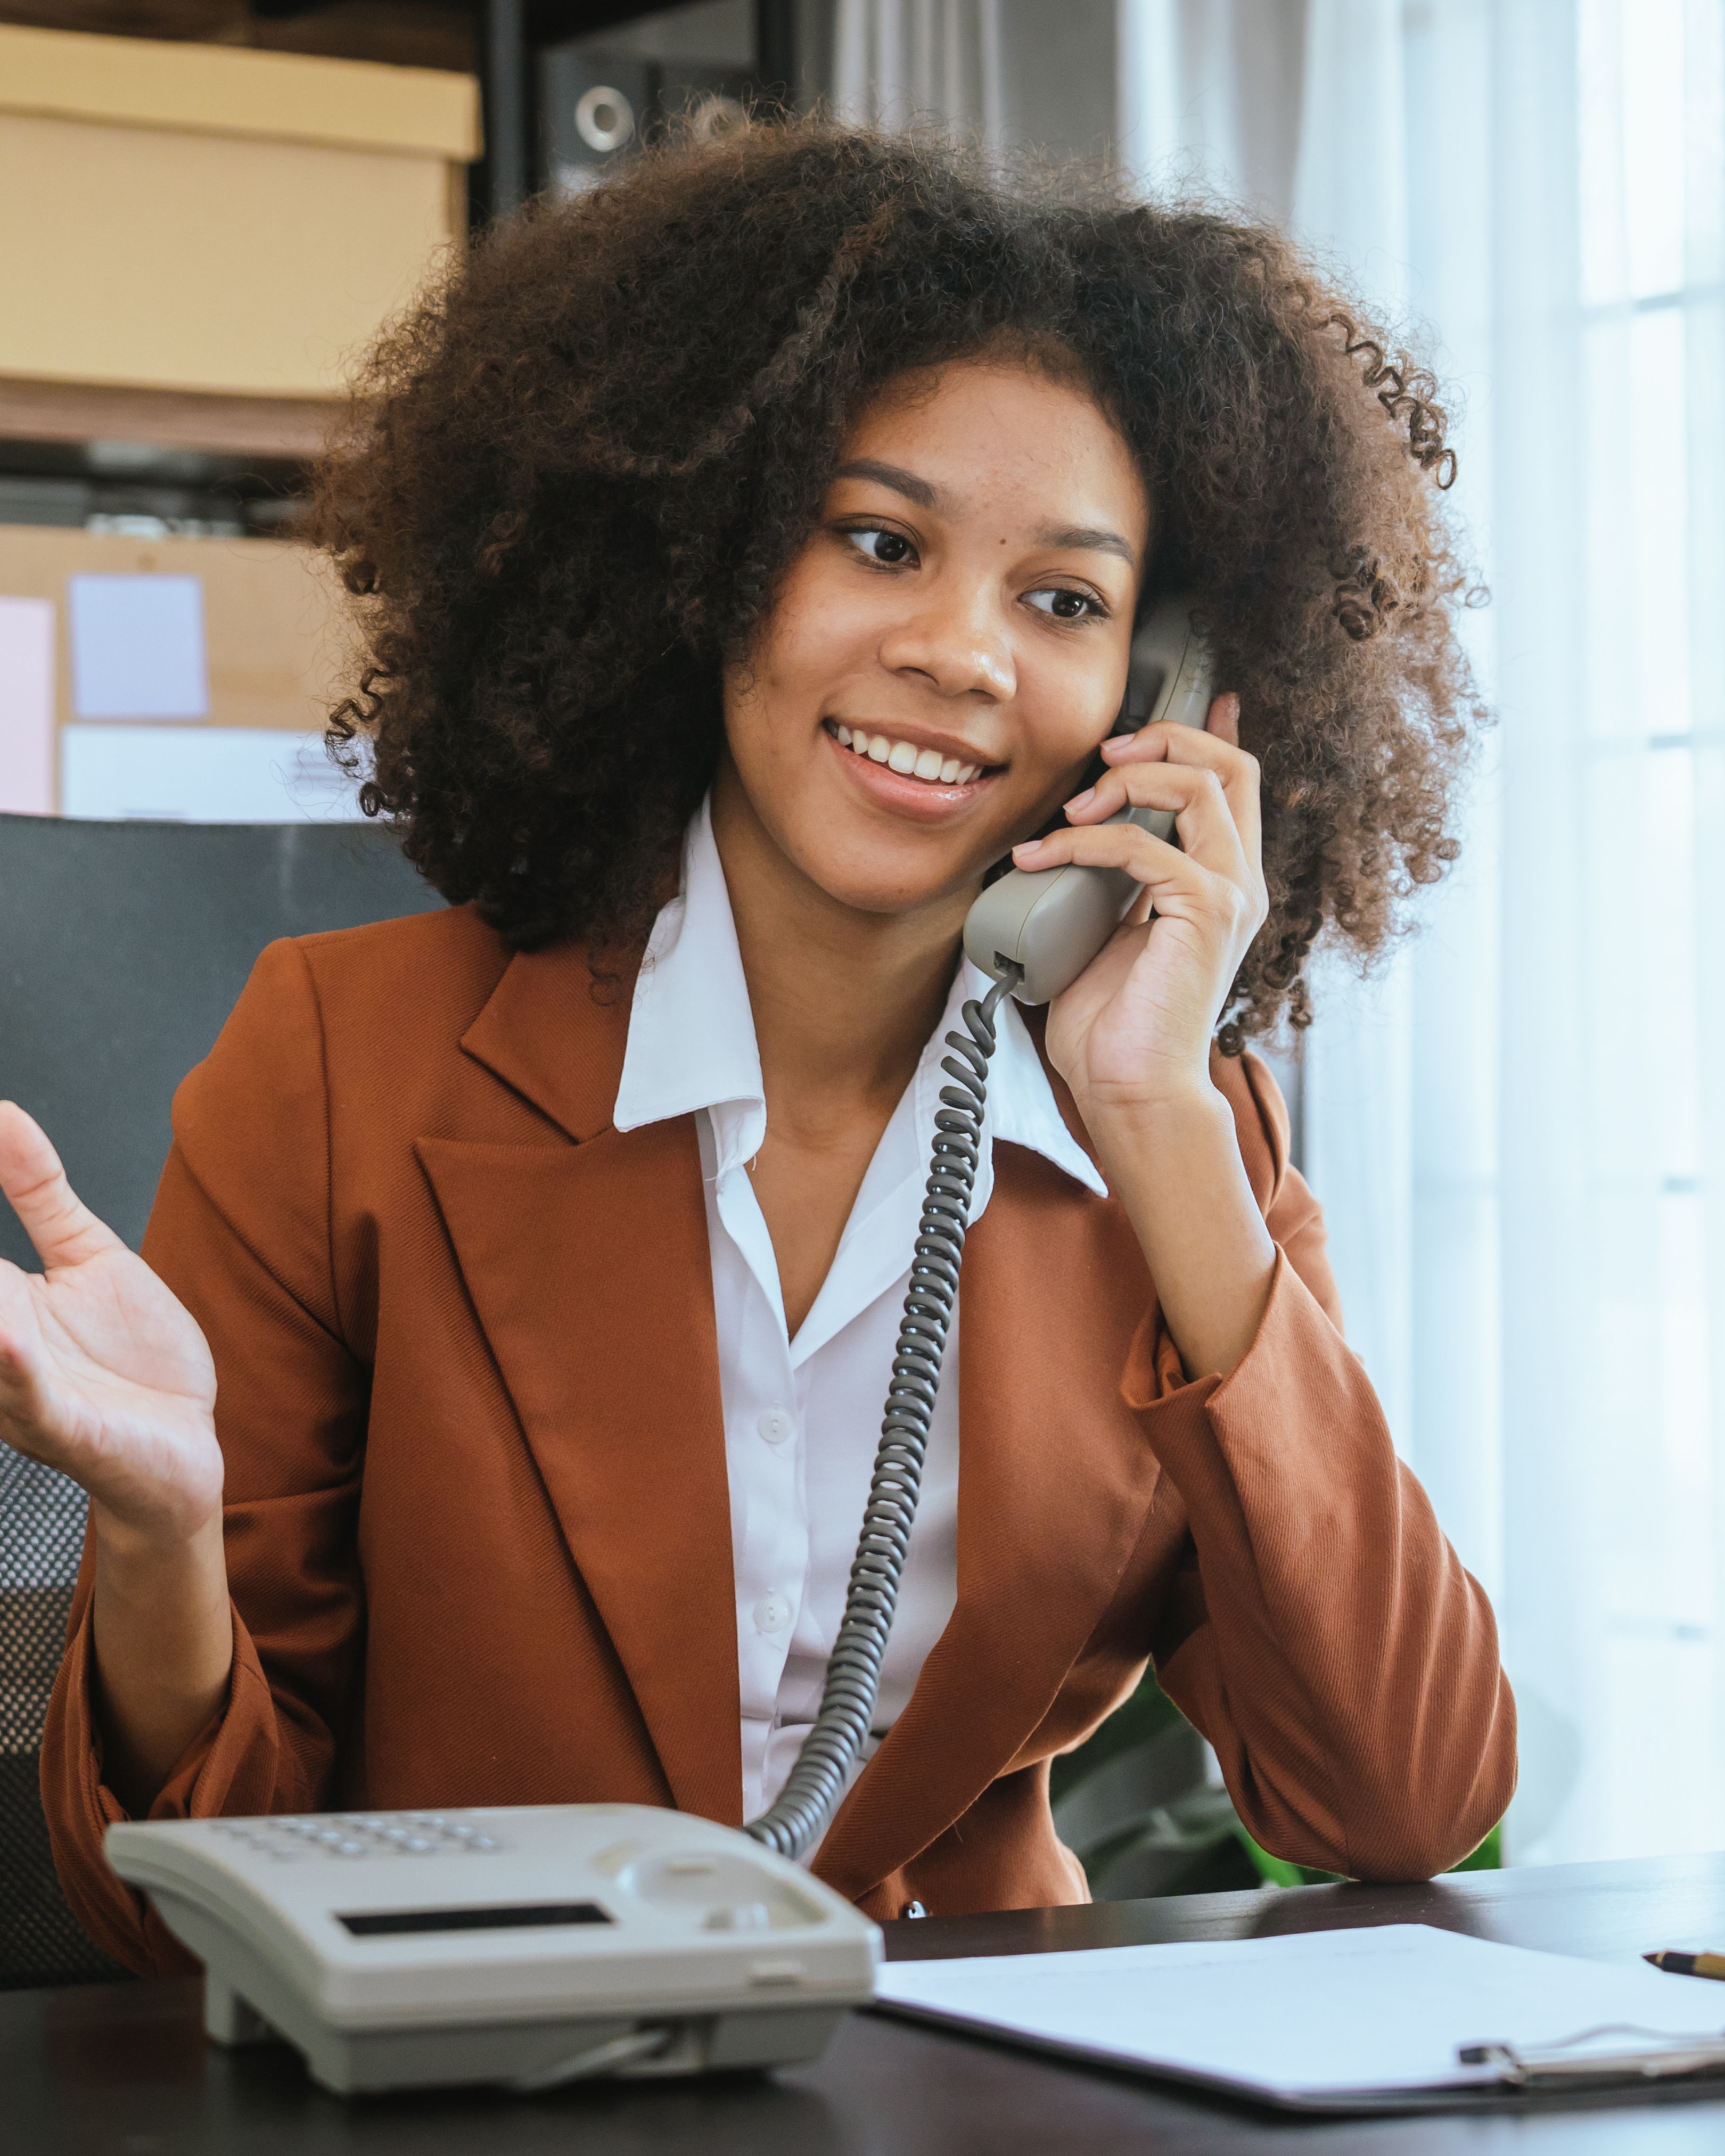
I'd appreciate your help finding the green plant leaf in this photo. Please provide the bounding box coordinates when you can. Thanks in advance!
[1234,1830,1336,1889]
[1449,1821,1503,1872]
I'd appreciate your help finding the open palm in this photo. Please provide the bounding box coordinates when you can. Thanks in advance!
[0,1102,220,1544]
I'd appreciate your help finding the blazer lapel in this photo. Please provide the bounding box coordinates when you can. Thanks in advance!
[416,943,742,1825]
[457,937,638,1145]
[815,1143,1165,1900]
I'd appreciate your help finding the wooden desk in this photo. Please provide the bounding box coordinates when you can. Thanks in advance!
[9,1853,1725,2152]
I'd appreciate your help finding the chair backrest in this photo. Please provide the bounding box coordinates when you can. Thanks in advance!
[0,813,442,1988]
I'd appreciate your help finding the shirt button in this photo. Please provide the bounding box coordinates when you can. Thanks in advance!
[752,1592,792,1635]
[757,1406,795,1446]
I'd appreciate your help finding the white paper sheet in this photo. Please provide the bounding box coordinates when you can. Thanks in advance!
[68,573,208,721]
[874,1924,1725,2106]
[0,595,55,812]
[60,726,365,822]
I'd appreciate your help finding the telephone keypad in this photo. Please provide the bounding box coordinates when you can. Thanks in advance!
[211,1812,510,1861]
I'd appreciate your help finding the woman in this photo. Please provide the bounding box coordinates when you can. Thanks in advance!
[1,124,1512,1973]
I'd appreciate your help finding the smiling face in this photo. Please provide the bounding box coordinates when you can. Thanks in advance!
[717,354,1152,921]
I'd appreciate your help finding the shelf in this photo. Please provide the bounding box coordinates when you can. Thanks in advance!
[0,375,339,459]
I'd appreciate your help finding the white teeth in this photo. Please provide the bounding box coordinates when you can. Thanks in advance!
[835,724,986,785]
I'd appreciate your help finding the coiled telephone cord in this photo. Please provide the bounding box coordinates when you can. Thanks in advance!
[743,969,1018,1862]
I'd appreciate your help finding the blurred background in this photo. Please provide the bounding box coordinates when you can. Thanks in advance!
[0,0,1720,1884]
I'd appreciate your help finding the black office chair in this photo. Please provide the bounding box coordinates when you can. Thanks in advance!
[0,813,442,1989]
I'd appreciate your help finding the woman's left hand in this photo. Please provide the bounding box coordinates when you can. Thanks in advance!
[1019,693,1267,1126]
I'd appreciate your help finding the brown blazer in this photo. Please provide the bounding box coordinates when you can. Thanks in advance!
[43,905,1515,1973]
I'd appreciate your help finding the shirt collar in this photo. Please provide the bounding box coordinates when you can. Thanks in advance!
[614,795,766,1168]
[611,796,1108,1202]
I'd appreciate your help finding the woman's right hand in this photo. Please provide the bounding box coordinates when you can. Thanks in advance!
[0,1101,221,1546]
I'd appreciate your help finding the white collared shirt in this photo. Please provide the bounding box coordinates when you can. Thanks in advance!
[613,799,1107,1829]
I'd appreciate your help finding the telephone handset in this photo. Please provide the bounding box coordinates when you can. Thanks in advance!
[963,592,1215,1005]
[104,596,1216,2097]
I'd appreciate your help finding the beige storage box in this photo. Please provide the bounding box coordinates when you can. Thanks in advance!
[0,27,479,427]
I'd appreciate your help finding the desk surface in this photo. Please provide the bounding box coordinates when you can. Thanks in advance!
[11,1852,1725,2153]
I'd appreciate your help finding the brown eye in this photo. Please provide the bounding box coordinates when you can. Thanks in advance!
[1028,586,1103,621]
[847,526,916,566]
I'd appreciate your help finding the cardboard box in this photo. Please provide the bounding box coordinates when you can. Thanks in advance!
[0,28,479,404]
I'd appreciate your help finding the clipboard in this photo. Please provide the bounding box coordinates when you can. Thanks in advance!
[873,1923,1725,2114]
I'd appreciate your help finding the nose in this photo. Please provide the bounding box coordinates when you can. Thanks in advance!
[878,581,1015,704]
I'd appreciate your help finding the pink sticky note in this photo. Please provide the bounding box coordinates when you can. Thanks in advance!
[0,596,55,813]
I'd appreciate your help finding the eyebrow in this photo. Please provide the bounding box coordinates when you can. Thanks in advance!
[833,460,1139,569]
[1034,522,1140,569]
[832,457,939,507]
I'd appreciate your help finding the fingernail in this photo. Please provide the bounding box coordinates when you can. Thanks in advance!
[1064,786,1095,811]
[1100,735,1135,755]
[1012,839,1044,859]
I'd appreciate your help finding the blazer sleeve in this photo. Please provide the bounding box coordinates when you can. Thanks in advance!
[1131,1053,1516,1882]
[39,939,369,1975]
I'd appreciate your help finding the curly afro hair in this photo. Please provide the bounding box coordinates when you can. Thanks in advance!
[314,118,1481,1049]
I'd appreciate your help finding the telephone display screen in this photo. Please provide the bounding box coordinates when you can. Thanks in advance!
[336,1901,613,1937]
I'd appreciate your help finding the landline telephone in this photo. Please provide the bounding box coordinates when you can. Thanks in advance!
[104,596,1215,2096]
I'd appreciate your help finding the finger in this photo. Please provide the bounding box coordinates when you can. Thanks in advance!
[1063,760,1251,885]
[0,1103,125,1271]
[1100,704,1261,865]
[1204,690,1241,747]
[1098,703,1246,771]
[1013,826,1263,958]
[1012,821,1232,914]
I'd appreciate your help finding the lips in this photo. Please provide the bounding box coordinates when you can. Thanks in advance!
[828,721,987,786]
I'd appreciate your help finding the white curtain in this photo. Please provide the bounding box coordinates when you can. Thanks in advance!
[832,0,1118,161]
[1123,0,1725,1866]
[833,0,1005,138]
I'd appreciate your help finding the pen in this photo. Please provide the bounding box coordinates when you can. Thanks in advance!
[1645,1950,1725,1981]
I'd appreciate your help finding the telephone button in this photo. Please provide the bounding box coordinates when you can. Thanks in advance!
[752,1592,792,1636]
[757,1406,795,1446]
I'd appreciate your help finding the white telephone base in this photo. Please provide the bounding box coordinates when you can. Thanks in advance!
[105,1803,881,2096]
